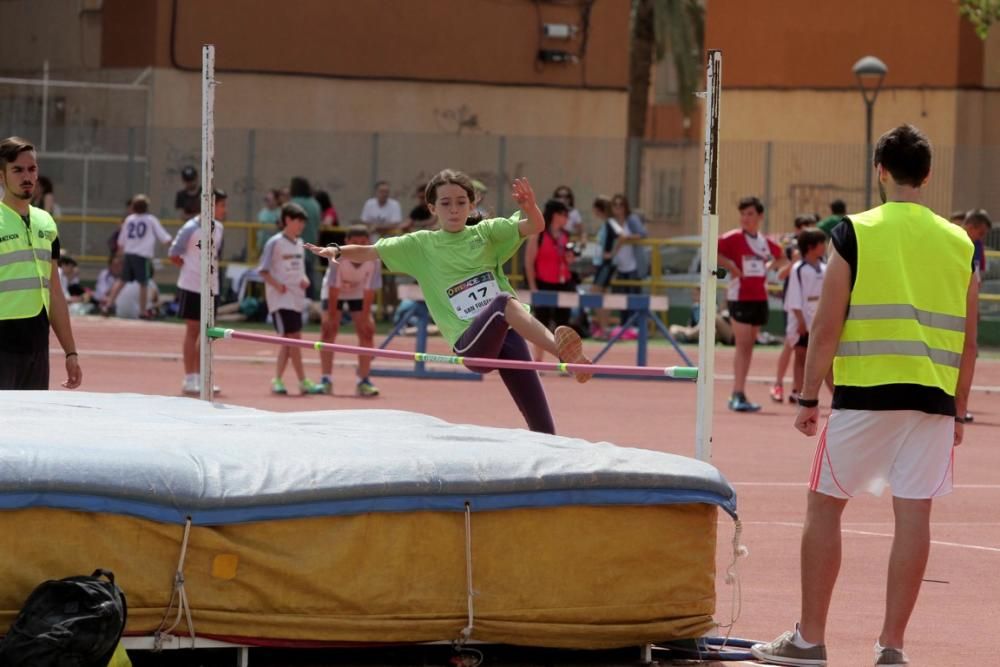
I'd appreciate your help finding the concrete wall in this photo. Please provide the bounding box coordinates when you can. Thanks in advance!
[147,68,626,137]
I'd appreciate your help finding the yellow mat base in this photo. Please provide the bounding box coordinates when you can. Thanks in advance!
[2,504,718,648]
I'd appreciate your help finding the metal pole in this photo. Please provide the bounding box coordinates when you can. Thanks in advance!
[126,127,136,200]
[80,156,89,256]
[41,60,49,151]
[864,99,874,209]
[695,50,722,463]
[763,140,773,233]
[199,45,217,401]
[626,136,642,207]
[370,132,380,192]
[245,129,256,224]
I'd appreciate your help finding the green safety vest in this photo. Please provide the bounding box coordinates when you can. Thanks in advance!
[834,202,973,395]
[0,202,57,320]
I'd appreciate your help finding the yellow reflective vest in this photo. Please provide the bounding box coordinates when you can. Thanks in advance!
[834,202,973,395]
[0,202,57,320]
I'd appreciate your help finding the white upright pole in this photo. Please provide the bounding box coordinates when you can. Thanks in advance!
[199,45,217,401]
[695,50,722,462]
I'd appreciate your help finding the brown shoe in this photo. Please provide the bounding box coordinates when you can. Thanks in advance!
[554,326,592,384]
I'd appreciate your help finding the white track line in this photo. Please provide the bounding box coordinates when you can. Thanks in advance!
[729,372,1000,394]
[737,520,1000,553]
[51,349,409,368]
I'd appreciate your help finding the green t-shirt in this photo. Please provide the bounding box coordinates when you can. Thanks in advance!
[818,214,843,236]
[375,216,525,346]
[292,196,321,245]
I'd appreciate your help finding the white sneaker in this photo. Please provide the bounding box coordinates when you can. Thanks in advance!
[182,378,221,395]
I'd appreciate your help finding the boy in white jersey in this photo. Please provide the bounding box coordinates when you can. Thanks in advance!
[783,229,830,402]
[318,225,381,396]
[102,194,171,318]
[258,203,324,395]
[168,189,226,395]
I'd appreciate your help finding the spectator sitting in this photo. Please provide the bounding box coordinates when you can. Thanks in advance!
[360,180,403,240]
[114,279,161,319]
[669,290,735,345]
[93,254,123,307]
[57,255,87,302]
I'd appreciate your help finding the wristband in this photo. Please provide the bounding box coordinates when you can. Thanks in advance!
[955,416,968,424]
[326,242,341,260]
[65,352,78,359]
[796,397,819,408]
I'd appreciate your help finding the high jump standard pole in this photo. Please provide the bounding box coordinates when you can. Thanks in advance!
[695,50,722,463]
[198,44,217,401]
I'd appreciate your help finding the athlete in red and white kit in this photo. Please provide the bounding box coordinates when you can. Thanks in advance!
[717,196,787,412]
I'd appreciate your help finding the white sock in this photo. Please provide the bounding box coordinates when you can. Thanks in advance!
[185,373,196,383]
[792,625,818,649]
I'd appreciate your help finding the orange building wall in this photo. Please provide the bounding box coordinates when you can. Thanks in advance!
[101,0,630,90]
[705,0,983,89]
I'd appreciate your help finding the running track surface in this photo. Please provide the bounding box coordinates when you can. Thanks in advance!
[46,317,1000,666]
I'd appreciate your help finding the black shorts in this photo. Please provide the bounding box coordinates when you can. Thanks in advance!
[122,253,152,284]
[594,263,616,289]
[272,308,303,335]
[0,347,49,390]
[321,298,364,313]
[728,300,769,326]
[176,288,219,321]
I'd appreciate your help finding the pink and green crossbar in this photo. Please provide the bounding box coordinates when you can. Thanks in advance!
[206,327,698,380]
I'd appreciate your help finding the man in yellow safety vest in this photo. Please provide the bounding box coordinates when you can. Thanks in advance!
[752,124,978,666]
[0,136,82,390]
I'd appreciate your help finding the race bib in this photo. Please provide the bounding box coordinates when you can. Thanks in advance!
[742,255,766,278]
[447,271,501,320]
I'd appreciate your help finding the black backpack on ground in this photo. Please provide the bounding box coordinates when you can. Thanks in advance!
[0,569,127,667]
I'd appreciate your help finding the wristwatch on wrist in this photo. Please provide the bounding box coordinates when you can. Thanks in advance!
[326,242,341,260]
[955,415,968,424]
[796,397,820,408]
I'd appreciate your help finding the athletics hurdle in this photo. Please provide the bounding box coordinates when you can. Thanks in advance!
[370,284,481,381]
[371,284,692,381]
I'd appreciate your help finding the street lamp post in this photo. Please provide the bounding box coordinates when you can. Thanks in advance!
[852,55,888,209]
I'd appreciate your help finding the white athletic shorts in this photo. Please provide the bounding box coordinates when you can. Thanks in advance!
[809,409,954,499]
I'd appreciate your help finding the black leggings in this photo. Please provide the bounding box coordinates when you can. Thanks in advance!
[452,293,555,434]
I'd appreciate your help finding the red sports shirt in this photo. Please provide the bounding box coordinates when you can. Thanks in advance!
[718,229,782,302]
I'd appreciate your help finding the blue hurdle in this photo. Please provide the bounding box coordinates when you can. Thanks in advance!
[370,285,692,381]
[527,290,694,371]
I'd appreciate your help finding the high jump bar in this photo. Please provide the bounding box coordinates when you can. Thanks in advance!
[206,328,698,380]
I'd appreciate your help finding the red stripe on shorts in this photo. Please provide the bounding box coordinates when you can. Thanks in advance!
[809,422,828,491]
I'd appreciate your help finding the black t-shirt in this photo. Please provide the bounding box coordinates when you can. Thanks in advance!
[0,213,58,353]
[602,220,619,254]
[175,187,202,216]
[829,218,956,416]
[409,204,431,223]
